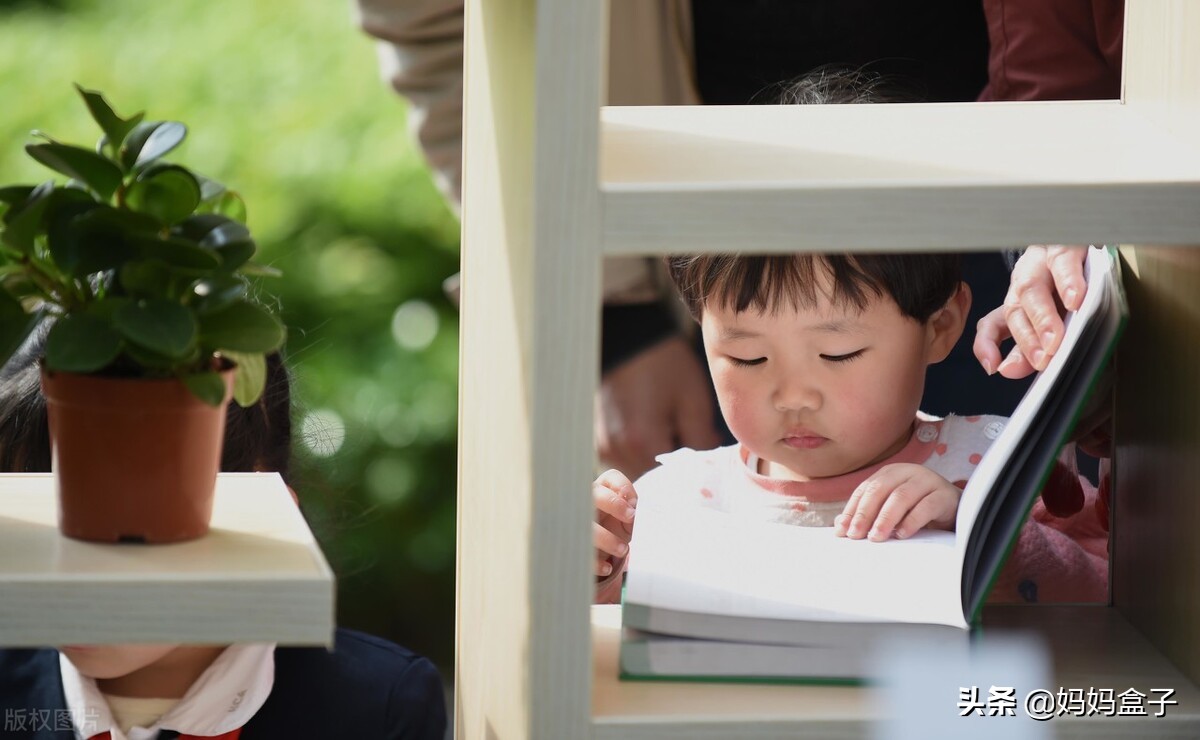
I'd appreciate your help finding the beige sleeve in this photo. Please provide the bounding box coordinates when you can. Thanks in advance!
[355,0,466,207]
[354,0,697,304]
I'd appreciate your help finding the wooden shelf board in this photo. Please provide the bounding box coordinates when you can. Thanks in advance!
[591,604,1200,739]
[0,473,334,646]
[601,101,1200,252]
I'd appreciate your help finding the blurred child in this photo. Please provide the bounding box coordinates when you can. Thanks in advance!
[0,325,446,740]
[593,252,1108,605]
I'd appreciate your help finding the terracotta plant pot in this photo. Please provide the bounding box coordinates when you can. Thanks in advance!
[40,367,235,543]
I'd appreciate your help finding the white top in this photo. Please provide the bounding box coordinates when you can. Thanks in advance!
[60,642,274,740]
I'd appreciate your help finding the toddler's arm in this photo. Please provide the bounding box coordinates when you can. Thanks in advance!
[834,463,961,541]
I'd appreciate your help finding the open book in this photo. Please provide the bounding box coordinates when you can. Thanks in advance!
[619,247,1126,683]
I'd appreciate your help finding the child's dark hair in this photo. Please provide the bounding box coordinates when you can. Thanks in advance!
[666,253,962,323]
[0,320,292,477]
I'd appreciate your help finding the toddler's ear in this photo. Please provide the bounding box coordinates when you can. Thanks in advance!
[924,282,972,363]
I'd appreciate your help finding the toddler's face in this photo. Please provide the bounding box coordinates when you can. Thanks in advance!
[58,644,180,680]
[700,284,946,481]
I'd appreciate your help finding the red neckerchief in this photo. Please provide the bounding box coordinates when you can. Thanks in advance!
[88,730,242,740]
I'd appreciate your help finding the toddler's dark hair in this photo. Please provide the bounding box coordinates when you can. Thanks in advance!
[0,320,292,478]
[666,253,961,323]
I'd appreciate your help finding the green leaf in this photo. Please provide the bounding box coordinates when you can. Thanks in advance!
[74,85,144,159]
[118,260,172,296]
[174,213,250,247]
[133,234,222,270]
[25,143,124,201]
[83,296,131,322]
[195,174,225,201]
[0,291,41,369]
[45,189,104,268]
[212,240,255,272]
[113,298,197,358]
[191,275,246,314]
[198,300,284,353]
[181,370,229,407]
[0,186,35,206]
[122,341,185,370]
[121,121,187,171]
[196,190,247,223]
[1,181,55,255]
[44,313,122,373]
[221,349,266,406]
[48,205,146,277]
[126,165,201,225]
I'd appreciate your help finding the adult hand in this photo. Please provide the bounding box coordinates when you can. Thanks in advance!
[592,469,637,578]
[973,245,1088,378]
[834,464,962,542]
[594,336,722,481]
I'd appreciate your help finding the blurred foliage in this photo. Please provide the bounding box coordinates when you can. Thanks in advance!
[0,0,460,669]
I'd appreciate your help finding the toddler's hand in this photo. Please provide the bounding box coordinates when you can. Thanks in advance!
[593,469,637,578]
[833,464,961,542]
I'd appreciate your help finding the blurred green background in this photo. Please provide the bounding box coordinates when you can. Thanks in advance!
[0,0,461,670]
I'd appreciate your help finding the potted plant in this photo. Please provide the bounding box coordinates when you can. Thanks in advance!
[0,85,285,543]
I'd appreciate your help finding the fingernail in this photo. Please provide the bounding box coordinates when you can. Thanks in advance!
[623,506,636,520]
[1041,331,1056,349]
[867,527,881,541]
[617,543,629,556]
[1064,287,1079,306]
[600,562,612,576]
[1031,349,1045,368]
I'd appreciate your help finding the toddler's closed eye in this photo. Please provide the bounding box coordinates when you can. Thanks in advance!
[819,349,865,363]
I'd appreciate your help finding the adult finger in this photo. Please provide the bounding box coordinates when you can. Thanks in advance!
[1001,301,1046,372]
[1011,247,1066,362]
[973,306,1012,375]
[1046,245,1088,311]
[996,345,1036,380]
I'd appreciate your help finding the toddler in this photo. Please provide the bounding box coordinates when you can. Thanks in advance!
[593,253,1108,605]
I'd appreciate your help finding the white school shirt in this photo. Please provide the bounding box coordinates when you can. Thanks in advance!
[59,643,275,740]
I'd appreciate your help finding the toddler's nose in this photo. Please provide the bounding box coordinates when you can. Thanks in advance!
[774,374,822,412]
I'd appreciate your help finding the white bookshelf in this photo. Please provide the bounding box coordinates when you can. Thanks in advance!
[456,0,1200,737]
[601,101,1200,253]
[591,604,1200,739]
[0,473,334,646]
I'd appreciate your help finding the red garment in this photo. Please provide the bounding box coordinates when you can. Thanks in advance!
[979,0,1124,101]
[988,472,1109,604]
[89,732,241,740]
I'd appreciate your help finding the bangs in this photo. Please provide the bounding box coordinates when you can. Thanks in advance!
[676,255,884,318]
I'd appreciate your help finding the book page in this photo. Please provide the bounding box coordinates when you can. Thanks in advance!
[625,500,968,629]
